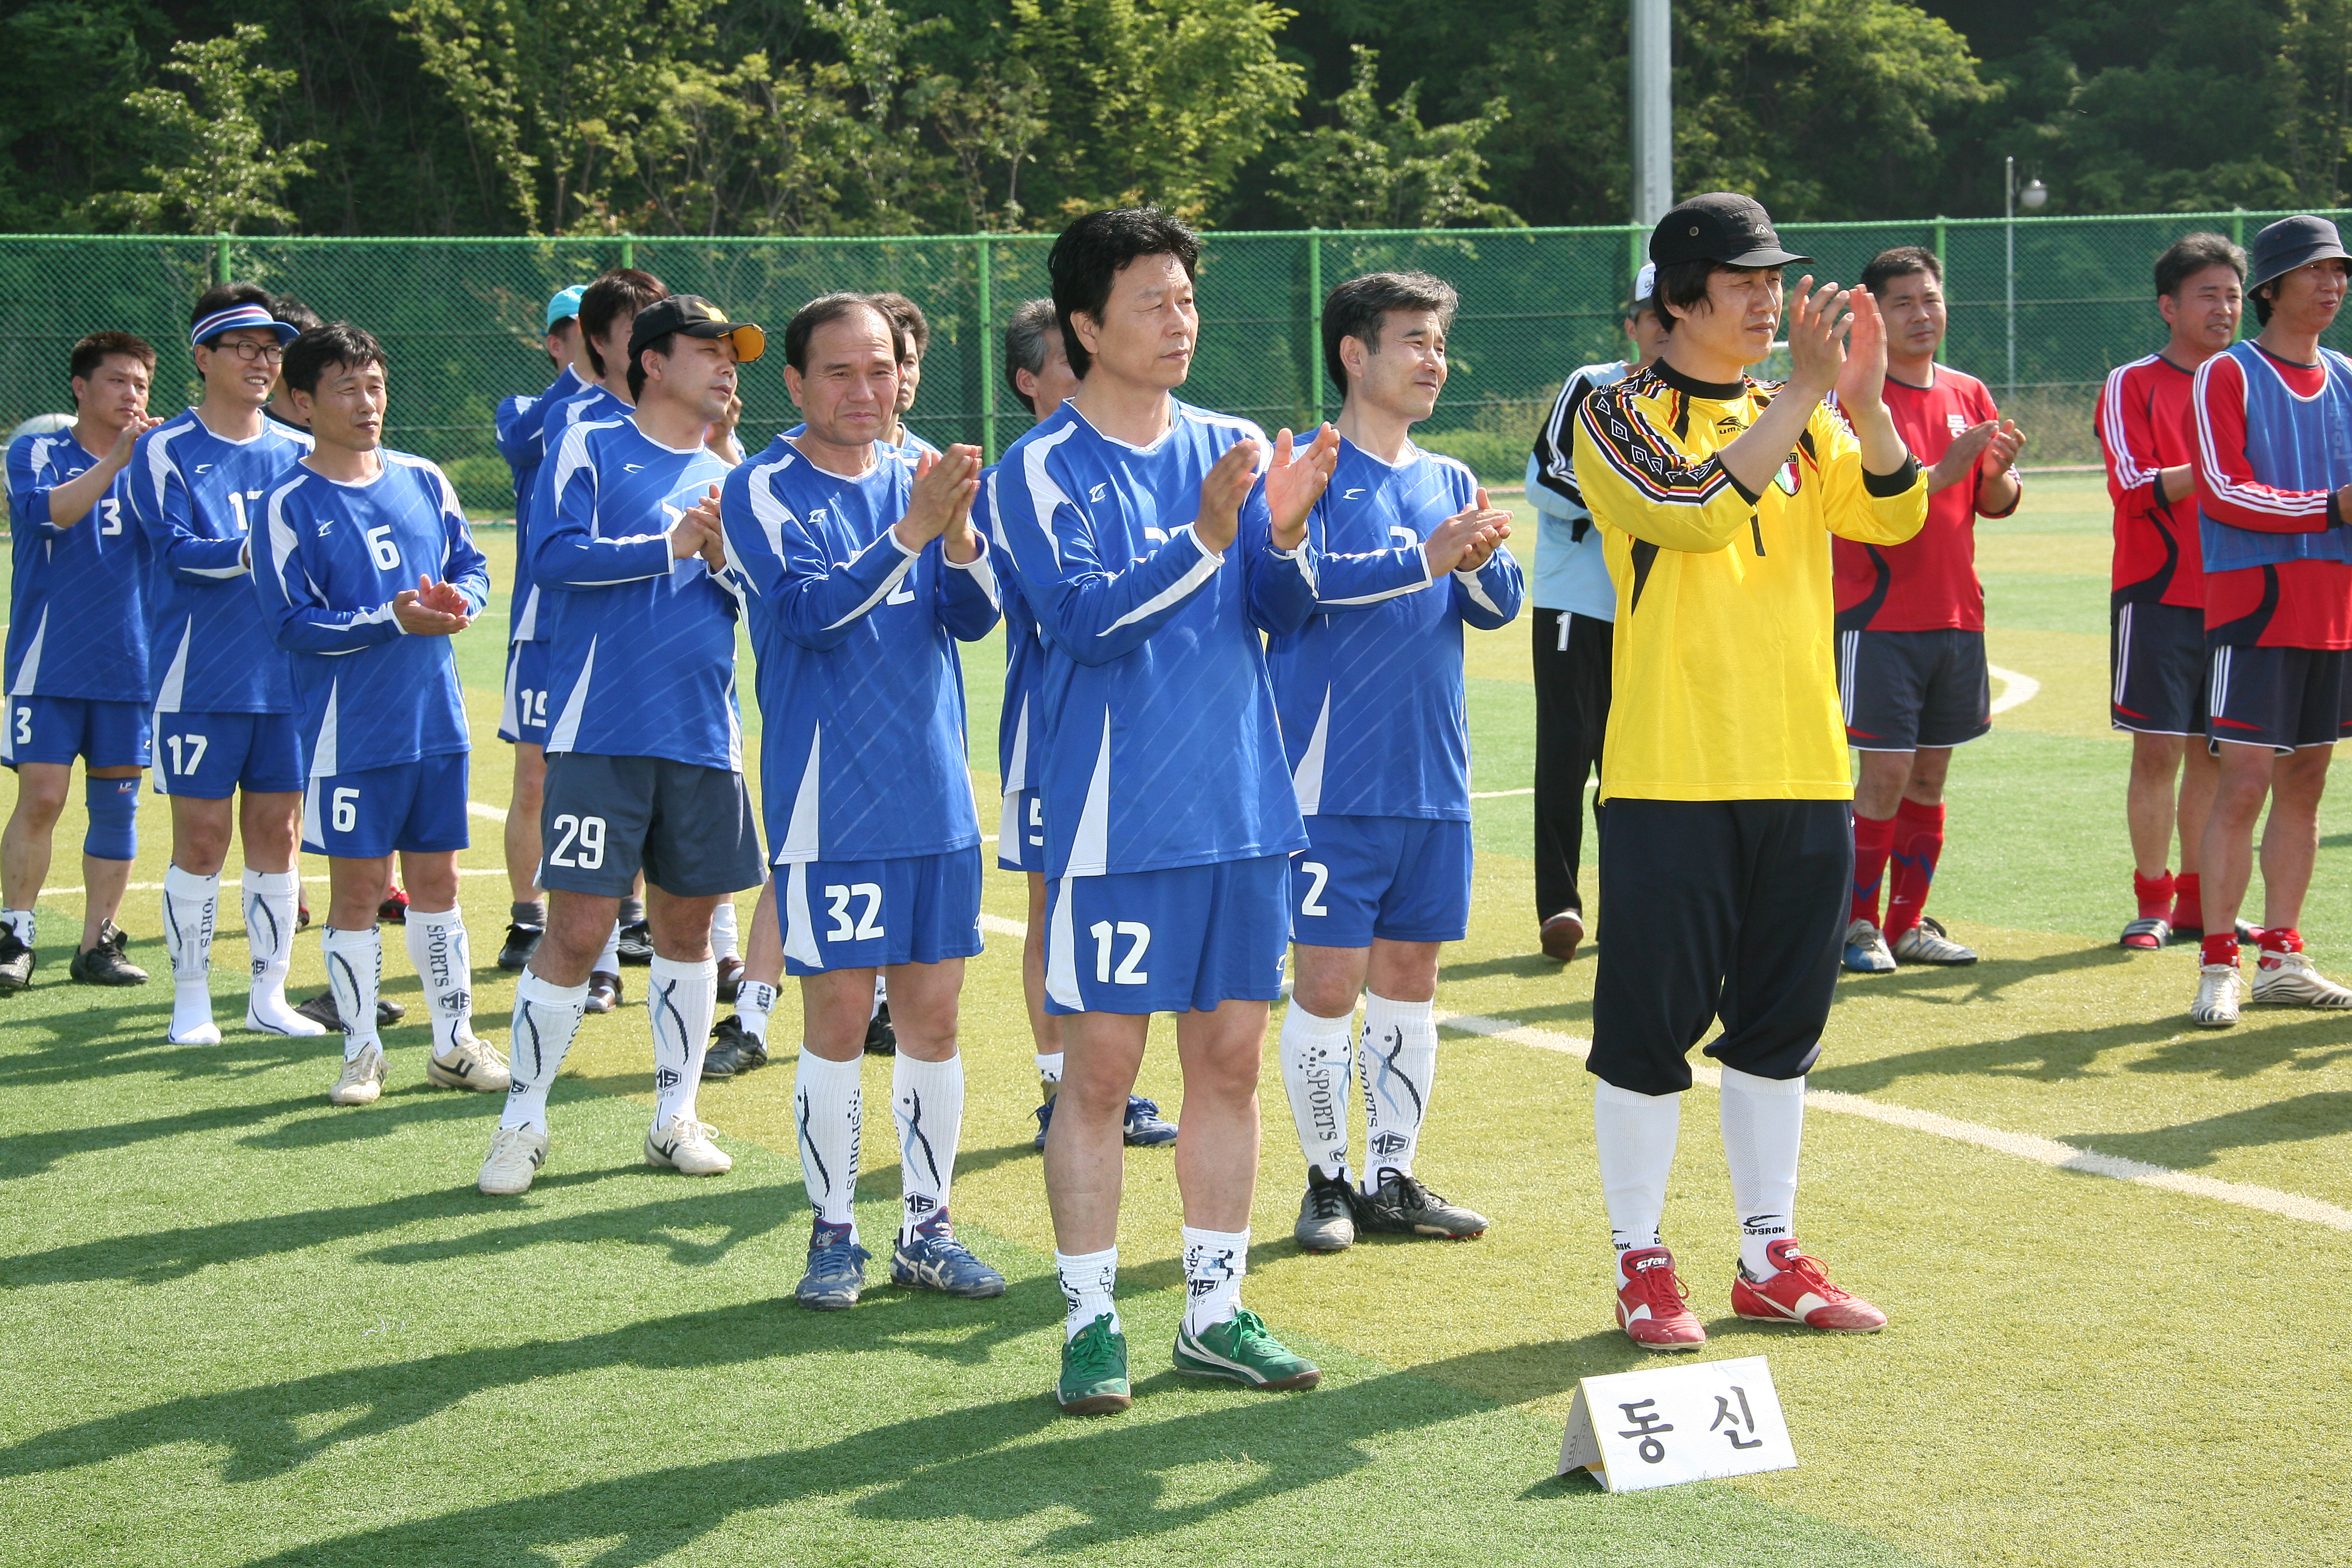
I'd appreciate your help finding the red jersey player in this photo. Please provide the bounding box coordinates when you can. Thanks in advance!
[2185,215,2352,1027]
[1833,246,2025,973]
[2097,233,2244,951]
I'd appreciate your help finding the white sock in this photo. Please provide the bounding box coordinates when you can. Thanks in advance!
[1,908,32,946]
[711,900,740,962]
[1181,1226,1250,1335]
[1594,1080,1681,1273]
[649,955,717,1129]
[794,1049,863,1236]
[1277,1002,1355,1183]
[1036,1049,1063,1102]
[403,905,474,1054]
[893,1052,964,1241]
[321,926,382,1060]
[1056,1246,1120,1340]
[241,868,314,1032]
[162,865,219,1042]
[594,921,621,975]
[1720,1066,1806,1278]
[1359,992,1438,1187]
[501,970,588,1130]
[738,980,778,1045]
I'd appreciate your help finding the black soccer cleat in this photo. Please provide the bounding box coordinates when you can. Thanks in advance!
[863,1000,897,1056]
[295,991,406,1031]
[70,922,149,986]
[496,922,543,971]
[616,921,655,965]
[0,929,33,992]
[1356,1167,1489,1240]
[702,1013,768,1078]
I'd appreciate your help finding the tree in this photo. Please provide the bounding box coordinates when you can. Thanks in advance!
[1272,45,1517,228]
[90,23,323,234]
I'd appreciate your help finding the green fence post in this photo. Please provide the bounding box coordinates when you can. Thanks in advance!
[2231,207,2245,248]
[215,232,230,285]
[976,233,996,461]
[1629,223,1643,284]
[620,233,634,269]
[1933,215,1947,264]
[1306,228,1323,426]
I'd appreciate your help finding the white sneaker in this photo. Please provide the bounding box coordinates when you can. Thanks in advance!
[1892,916,1978,966]
[428,1034,512,1092]
[479,1125,549,1195]
[329,1044,387,1105]
[645,1116,733,1177]
[1842,919,1895,974]
[2191,964,2243,1028]
[2250,948,2352,1008]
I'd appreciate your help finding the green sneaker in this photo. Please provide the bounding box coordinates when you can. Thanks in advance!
[1171,1308,1321,1390]
[1057,1314,1132,1415]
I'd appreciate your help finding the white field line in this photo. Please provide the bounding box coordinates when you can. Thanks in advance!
[1987,662,2040,715]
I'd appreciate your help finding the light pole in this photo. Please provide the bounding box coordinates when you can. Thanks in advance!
[1630,0,1672,228]
[2004,155,2048,397]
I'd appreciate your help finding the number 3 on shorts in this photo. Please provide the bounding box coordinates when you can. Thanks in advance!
[11,706,27,746]
[548,813,607,870]
[1089,920,1150,984]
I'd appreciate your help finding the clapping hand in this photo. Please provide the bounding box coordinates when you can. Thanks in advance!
[1980,417,2026,474]
[395,573,472,636]
[1194,441,1259,554]
[1425,487,1514,575]
[894,445,983,558]
[1264,424,1341,550]
[677,484,728,569]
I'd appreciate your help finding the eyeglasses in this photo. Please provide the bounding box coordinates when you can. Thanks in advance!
[207,339,285,363]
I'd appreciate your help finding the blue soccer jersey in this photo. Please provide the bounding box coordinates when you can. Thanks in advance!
[531,415,742,769]
[496,366,587,645]
[512,379,624,645]
[721,437,1001,862]
[130,410,312,713]
[253,450,490,775]
[991,400,1318,878]
[1266,439,1524,821]
[6,431,148,700]
[981,467,1047,794]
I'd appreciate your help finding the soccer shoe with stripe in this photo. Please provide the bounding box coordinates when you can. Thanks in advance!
[702,1014,768,1078]
[864,1000,897,1055]
[478,1125,549,1195]
[428,1034,511,1092]
[1293,1167,1358,1252]
[645,1116,733,1176]
[1032,1093,1056,1151]
[1541,910,1585,962]
[890,1212,1007,1298]
[1841,919,1895,974]
[495,923,542,971]
[71,923,149,986]
[1123,1094,1178,1146]
[1357,1168,1489,1240]
[616,921,655,965]
[379,886,409,924]
[2251,946,2352,1009]
[1058,1314,1132,1416]
[1731,1240,1888,1333]
[328,1044,387,1107]
[0,929,34,992]
[1172,1309,1322,1390]
[296,991,405,1031]
[2119,916,2169,951]
[796,1222,871,1310]
[1892,916,1976,965]
[2191,964,2244,1028]
[1615,1245,1706,1350]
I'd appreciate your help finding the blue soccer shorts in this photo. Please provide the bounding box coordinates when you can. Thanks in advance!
[1043,853,1290,1016]
[779,846,985,976]
[2,696,150,770]
[150,709,305,799]
[1291,814,1474,948]
[302,752,472,859]
[498,639,552,746]
[996,786,1046,873]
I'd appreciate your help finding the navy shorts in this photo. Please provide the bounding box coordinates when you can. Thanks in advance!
[2111,601,2209,737]
[996,786,1046,873]
[302,752,471,858]
[1839,628,1991,751]
[3,696,150,770]
[1290,814,1473,947]
[538,751,766,897]
[1044,853,1290,1016]
[150,709,305,799]
[2206,646,2352,753]
[779,846,985,975]
[498,640,552,746]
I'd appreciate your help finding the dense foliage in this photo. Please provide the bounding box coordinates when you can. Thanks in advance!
[3,1,2347,235]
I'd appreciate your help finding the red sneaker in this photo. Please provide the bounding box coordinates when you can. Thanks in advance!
[379,885,410,925]
[1731,1239,1888,1333]
[1615,1245,1706,1350]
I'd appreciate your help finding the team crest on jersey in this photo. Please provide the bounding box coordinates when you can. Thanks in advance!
[316,519,334,536]
[1947,412,1970,436]
[1716,415,1744,433]
[1774,456,1801,495]
[1343,487,1366,500]
[1088,482,1109,502]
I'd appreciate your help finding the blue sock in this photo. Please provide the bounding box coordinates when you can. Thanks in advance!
[84,775,138,862]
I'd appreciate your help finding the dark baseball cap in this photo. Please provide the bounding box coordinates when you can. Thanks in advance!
[2248,215,2352,291]
[627,295,766,364]
[1650,193,1812,270]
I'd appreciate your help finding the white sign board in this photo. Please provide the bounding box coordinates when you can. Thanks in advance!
[1557,1354,1797,1492]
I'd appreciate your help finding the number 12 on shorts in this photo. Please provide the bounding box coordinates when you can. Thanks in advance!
[1089,920,1150,984]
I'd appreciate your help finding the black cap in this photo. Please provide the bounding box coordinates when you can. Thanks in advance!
[2248,215,2352,291]
[1649,193,1812,270]
[626,294,766,364]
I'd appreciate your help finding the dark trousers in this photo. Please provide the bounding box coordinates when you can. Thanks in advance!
[1533,608,1613,919]
[1589,799,1852,1096]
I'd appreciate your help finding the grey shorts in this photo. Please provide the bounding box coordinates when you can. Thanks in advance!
[539,752,766,898]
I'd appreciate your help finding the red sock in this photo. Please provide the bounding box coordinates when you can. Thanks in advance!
[1852,812,1896,927]
[2133,870,2174,922]
[2201,933,2239,967]
[2259,926,2300,955]
[1884,799,1946,942]
[2171,872,2202,932]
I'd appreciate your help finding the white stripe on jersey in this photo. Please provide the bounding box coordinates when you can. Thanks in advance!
[546,634,596,752]
[312,677,341,777]
[153,619,193,713]
[1003,694,1031,793]
[1291,687,1332,816]
[1067,710,1114,877]
[1453,563,1508,619]
[778,724,823,864]
[1101,526,1221,635]
[10,608,45,695]
[1020,424,1082,567]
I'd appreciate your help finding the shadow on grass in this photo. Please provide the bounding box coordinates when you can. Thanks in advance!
[2060,1090,2352,1170]
[0,1092,318,1179]
[1830,940,2136,1009]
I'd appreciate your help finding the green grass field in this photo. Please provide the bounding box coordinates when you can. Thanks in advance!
[4,471,2349,1566]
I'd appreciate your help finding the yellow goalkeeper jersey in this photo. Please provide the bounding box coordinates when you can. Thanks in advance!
[1571,361,1928,802]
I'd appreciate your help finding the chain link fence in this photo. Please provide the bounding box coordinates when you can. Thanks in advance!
[1,211,2341,512]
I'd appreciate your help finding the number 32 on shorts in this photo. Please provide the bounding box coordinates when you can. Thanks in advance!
[1090,920,1150,984]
